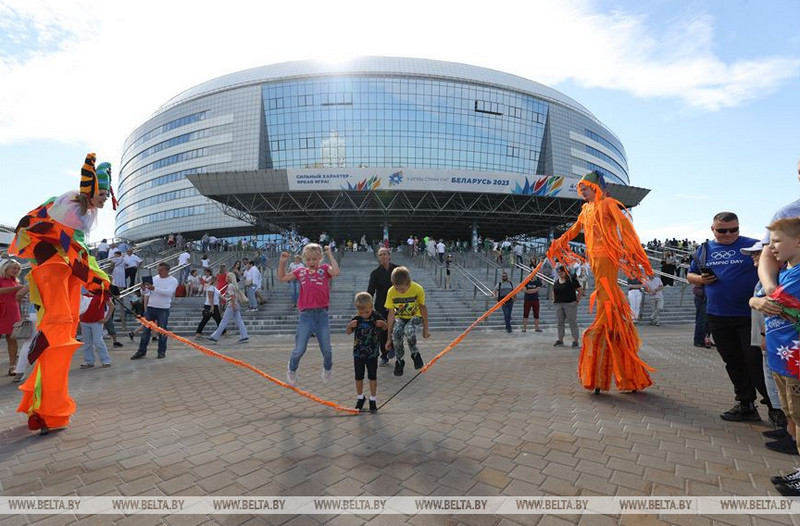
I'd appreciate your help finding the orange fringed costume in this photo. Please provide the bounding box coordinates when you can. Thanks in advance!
[9,153,114,432]
[546,171,654,392]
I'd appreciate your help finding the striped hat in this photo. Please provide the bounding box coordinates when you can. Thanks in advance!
[79,153,118,209]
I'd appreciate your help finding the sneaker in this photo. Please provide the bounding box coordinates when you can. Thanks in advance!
[286,364,297,386]
[775,479,800,496]
[720,402,760,422]
[206,337,219,343]
[769,408,788,429]
[506,327,512,333]
[128,332,135,341]
[322,368,332,384]
[369,399,378,412]
[386,349,395,359]
[237,337,250,344]
[553,340,564,347]
[394,359,405,377]
[571,341,579,348]
[157,353,165,359]
[765,435,799,455]
[763,428,789,439]
[130,352,146,360]
[101,363,111,368]
[80,363,95,369]
[771,467,800,485]
[113,341,123,348]
[379,356,390,367]
[521,328,527,333]
[355,397,366,410]
[534,329,543,333]
[411,353,424,370]
[693,342,706,348]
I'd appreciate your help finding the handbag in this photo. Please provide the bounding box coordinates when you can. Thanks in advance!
[11,319,33,340]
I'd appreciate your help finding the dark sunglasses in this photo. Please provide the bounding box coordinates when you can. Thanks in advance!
[714,227,739,234]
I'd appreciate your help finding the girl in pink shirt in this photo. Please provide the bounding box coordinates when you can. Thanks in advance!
[278,243,340,386]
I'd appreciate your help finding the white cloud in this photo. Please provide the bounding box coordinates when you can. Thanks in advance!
[0,0,797,197]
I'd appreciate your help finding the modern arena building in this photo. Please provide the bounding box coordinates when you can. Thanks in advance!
[116,57,647,243]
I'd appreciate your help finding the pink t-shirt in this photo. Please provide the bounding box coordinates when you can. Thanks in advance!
[293,264,332,310]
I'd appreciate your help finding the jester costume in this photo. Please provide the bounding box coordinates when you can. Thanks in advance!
[546,171,655,392]
[9,153,115,432]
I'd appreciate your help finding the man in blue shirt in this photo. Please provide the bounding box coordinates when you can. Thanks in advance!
[688,212,763,422]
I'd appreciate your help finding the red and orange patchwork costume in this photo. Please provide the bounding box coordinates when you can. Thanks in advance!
[9,153,114,431]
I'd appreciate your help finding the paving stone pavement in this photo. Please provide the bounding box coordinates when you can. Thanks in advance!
[1,324,799,526]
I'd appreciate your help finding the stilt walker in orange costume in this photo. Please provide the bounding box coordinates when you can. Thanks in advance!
[546,171,654,393]
[9,153,116,433]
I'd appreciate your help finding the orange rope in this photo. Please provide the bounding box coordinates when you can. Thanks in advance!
[135,317,359,415]
[420,262,545,373]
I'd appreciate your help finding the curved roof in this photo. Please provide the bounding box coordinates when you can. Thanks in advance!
[158,56,604,126]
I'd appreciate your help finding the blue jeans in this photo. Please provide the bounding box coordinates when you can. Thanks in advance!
[501,300,513,331]
[289,281,300,305]
[693,294,708,345]
[179,266,191,285]
[80,322,111,365]
[247,285,258,309]
[138,306,170,355]
[289,309,332,372]
[210,305,248,340]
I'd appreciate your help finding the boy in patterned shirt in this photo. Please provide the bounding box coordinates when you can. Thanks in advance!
[346,292,387,411]
[385,266,430,377]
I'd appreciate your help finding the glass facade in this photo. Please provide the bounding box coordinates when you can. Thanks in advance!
[116,58,630,241]
[262,77,547,173]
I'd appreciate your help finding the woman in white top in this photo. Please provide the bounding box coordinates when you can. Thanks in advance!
[207,273,249,343]
[110,250,126,288]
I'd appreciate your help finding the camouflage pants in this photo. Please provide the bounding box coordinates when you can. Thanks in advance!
[392,317,422,362]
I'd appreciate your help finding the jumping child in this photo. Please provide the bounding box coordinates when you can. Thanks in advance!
[385,266,430,376]
[346,292,387,411]
[278,243,340,386]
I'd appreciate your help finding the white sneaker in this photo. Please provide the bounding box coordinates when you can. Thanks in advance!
[287,363,297,386]
[322,368,332,384]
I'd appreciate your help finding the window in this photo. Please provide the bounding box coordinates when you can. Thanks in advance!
[475,100,503,115]
[299,137,315,149]
[124,111,207,155]
[321,93,353,106]
[269,97,285,110]
[297,95,314,107]
[271,139,286,151]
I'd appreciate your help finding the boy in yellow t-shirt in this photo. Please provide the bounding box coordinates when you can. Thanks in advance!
[384,266,430,376]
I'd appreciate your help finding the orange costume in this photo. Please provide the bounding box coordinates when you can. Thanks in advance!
[9,154,114,432]
[547,171,654,392]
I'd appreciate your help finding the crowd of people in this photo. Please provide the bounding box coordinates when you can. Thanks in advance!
[5,151,800,498]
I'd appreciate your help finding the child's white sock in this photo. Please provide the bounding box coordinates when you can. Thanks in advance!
[357,394,365,400]
[369,396,376,401]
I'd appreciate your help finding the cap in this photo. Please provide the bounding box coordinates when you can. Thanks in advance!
[740,241,764,254]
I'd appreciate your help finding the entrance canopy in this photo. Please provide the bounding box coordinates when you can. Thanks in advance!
[187,169,649,240]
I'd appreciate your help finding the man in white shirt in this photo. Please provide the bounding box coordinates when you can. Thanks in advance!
[513,243,524,264]
[436,240,446,263]
[244,261,262,311]
[96,239,109,260]
[177,249,191,284]
[131,262,179,360]
[123,248,143,288]
[644,274,665,326]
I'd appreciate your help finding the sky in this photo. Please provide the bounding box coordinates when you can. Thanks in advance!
[0,0,798,245]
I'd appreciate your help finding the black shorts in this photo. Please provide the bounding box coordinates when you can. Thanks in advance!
[354,356,378,381]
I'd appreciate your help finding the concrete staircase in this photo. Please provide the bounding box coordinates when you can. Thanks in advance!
[154,250,698,337]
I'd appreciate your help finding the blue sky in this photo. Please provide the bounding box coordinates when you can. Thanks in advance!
[0,0,798,245]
